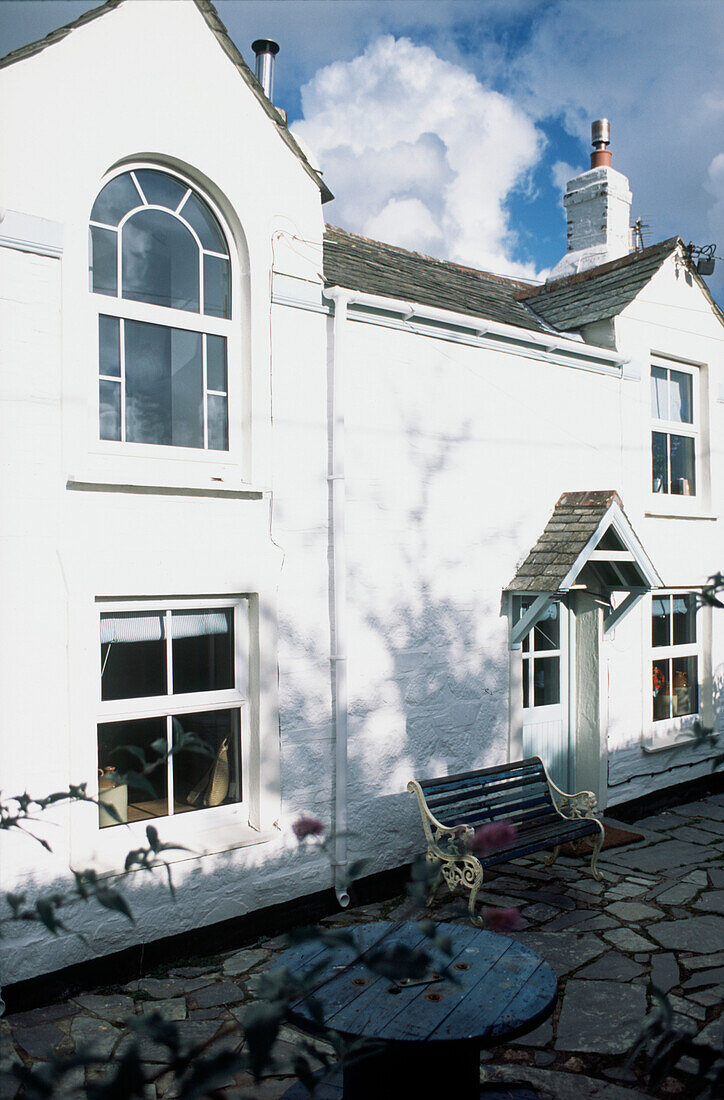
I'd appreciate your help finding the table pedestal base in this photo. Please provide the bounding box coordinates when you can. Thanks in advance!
[281,1049,543,1099]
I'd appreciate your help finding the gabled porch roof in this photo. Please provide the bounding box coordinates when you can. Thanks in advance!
[507,490,662,649]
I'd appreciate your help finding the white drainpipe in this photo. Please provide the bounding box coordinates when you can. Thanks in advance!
[323,286,353,907]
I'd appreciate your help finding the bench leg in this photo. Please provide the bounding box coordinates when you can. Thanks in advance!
[589,822,605,881]
[543,845,561,868]
[467,864,484,928]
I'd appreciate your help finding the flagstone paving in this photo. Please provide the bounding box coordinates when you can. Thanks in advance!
[0,791,722,1097]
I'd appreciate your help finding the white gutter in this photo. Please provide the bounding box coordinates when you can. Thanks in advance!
[328,287,628,370]
[323,286,353,908]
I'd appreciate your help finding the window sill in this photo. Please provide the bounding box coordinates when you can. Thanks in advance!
[644,510,717,521]
[642,728,718,753]
[67,478,264,500]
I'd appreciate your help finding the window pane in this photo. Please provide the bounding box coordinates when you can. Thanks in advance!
[170,329,203,448]
[522,658,529,709]
[180,192,228,253]
[651,366,668,419]
[652,431,668,493]
[652,596,670,648]
[124,320,203,448]
[172,609,234,694]
[91,173,141,227]
[133,169,188,212]
[206,335,227,391]
[673,594,697,645]
[90,226,118,296]
[207,394,229,451]
[669,370,692,424]
[533,603,559,651]
[100,611,166,700]
[122,209,199,312]
[99,316,120,377]
[670,435,695,495]
[99,380,121,440]
[203,254,230,318]
[672,656,698,717]
[533,656,559,707]
[125,320,173,445]
[98,717,167,827]
[653,660,671,721]
[172,709,241,812]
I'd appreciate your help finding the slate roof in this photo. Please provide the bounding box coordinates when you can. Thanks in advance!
[0,0,333,204]
[507,491,622,592]
[517,238,681,330]
[323,226,550,333]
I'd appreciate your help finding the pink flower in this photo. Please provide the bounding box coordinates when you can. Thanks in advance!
[467,821,517,855]
[482,907,523,932]
[292,814,325,842]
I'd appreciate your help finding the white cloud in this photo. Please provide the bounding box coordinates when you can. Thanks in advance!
[292,35,545,278]
[706,152,724,244]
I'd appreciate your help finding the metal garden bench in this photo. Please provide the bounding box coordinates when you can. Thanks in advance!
[407,756,604,926]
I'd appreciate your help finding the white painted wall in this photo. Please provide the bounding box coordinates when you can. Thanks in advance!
[1,2,722,988]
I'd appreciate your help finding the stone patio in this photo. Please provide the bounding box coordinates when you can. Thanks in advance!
[1,790,723,1097]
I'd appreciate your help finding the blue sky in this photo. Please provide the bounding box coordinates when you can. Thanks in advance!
[2,1,724,302]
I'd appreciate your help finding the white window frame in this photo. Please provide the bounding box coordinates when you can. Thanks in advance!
[96,596,250,838]
[650,356,699,510]
[90,165,240,466]
[649,589,701,735]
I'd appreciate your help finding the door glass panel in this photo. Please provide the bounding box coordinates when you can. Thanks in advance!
[99,380,121,440]
[122,209,199,312]
[652,431,668,493]
[97,717,167,827]
[533,656,560,707]
[90,226,118,296]
[533,603,559,651]
[522,658,529,709]
[171,609,234,695]
[100,611,166,700]
[669,435,695,495]
[172,709,241,812]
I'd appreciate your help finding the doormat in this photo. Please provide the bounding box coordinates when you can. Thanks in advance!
[559,823,644,857]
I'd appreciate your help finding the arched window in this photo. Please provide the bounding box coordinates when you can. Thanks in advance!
[90,168,232,450]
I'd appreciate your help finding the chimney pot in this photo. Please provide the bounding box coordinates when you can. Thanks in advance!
[252,38,280,102]
[590,118,612,168]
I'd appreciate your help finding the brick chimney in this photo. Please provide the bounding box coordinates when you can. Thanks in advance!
[549,119,632,280]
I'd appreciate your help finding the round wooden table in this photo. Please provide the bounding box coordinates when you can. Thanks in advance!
[277,921,557,1099]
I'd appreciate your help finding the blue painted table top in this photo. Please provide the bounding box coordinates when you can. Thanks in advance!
[276,921,557,1046]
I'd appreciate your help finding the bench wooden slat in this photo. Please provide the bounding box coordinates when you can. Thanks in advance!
[408,755,604,925]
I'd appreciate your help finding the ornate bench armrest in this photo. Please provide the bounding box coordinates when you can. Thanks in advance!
[542,768,599,820]
[407,779,474,857]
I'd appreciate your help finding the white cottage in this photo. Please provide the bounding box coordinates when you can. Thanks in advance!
[1,0,722,991]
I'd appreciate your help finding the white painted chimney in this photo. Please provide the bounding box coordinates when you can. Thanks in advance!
[549,120,632,279]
